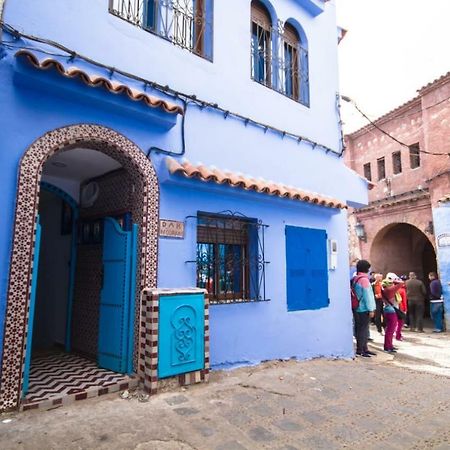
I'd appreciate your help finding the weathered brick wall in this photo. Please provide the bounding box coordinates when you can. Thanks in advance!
[351,195,434,271]
[344,73,450,269]
[345,96,449,203]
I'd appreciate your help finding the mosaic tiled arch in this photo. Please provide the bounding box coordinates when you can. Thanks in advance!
[0,124,159,411]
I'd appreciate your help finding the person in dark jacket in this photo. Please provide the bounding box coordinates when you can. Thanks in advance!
[372,273,385,334]
[406,272,427,332]
[429,272,444,332]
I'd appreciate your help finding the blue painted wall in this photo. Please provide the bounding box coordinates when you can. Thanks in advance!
[432,203,450,329]
[0,0,369,367]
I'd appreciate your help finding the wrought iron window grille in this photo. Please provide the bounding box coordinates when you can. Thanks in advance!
[185,211,270,305]
[109,0,213,60]
[251,19,310,107]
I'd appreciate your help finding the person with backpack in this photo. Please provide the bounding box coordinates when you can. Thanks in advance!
[352,260,377,357]
[381,273,405,353]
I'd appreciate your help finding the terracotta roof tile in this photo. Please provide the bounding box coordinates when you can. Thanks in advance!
[348,71,450,138]
[166,157,347,209]
[418,71,450,95]
[15,49,183,115]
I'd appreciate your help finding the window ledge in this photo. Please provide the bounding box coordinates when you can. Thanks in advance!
[294,0,325,17]
[251,78,310,108]
[210,298,271,306]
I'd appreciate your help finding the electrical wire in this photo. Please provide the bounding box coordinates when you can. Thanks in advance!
[341,95,450,156]
[1,21,342,156]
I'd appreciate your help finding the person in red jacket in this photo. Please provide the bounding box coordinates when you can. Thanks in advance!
[382,273,405,353]
[396,277,408,341]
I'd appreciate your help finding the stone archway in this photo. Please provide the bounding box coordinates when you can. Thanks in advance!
[370,222,437,280]
[0,124,159,411]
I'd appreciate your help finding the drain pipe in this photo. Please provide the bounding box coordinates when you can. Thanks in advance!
[146,98,188,160]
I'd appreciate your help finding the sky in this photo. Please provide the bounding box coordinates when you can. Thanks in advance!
[336,0,450,133]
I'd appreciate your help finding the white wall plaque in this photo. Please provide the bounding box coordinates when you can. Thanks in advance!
[159,219,185,238]
[437,233,450,247]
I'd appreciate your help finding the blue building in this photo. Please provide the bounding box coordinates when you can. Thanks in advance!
[0,0,369,411]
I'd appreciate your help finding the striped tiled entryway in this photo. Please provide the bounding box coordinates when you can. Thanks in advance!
[21,351,137,411]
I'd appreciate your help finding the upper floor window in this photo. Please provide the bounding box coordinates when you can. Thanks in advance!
[392,151,402,174]
[250,1,310,107]
[251,0,272,87]
[363,162,372,181]
[109,0,213,60]
[377,157,386,180]
[281,23,309,106]
[409,144,421,168]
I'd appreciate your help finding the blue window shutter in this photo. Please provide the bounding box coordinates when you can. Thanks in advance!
[286,226,328,311]
[299,47,310,107]
[143,0,157,31]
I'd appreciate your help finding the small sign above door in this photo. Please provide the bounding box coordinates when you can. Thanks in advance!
[159,219,185,239]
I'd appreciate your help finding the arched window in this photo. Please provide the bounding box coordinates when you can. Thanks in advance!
[282,22,309,106]
[283,23,299,101]
[251,0,272,87]
[111,0,213,60]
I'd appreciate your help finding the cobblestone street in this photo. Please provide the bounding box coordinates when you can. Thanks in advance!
[1,328,449,450]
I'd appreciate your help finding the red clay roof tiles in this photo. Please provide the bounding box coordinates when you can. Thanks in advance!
[15,49,183,115]
[166,157,347,209]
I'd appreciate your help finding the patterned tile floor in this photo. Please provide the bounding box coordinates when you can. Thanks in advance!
[23,351,134,406]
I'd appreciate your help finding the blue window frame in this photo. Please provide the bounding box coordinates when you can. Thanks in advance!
[285,225,329,311]
[251,1,272,87]
[110,0,214,60]
[250,2,310,106]
[194,213,269,304]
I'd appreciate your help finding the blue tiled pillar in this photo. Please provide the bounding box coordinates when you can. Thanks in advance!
[432,203,450,329]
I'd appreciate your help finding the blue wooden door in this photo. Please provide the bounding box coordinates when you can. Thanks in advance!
[98,217,137,373]
[22,216,42,397]
[286,226,329,311]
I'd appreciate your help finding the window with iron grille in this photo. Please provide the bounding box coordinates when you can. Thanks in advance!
[280,23,309,106]
[251,0,272,87]
[363,162,372,181]
[193,212,269,304]
[392,151,402,174]
[109,0,213,60]
[409,143,421,168]
[250,1,310,106]
[377,157,386,180]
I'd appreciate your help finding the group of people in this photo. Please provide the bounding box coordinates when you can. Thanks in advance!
[352,259,445,358]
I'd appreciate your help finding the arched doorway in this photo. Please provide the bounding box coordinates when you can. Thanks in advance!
[370,223,437,281]
[0,125,159,411]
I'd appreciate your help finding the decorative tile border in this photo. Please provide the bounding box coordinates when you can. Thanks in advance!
[21,378,138,412]
[139,289,210,394]
[0,124,159,411]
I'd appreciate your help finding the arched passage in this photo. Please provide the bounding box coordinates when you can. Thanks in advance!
[370,223,437,281]
[0,124,159,411]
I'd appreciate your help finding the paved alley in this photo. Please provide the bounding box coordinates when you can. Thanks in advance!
[1,329,449,450]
